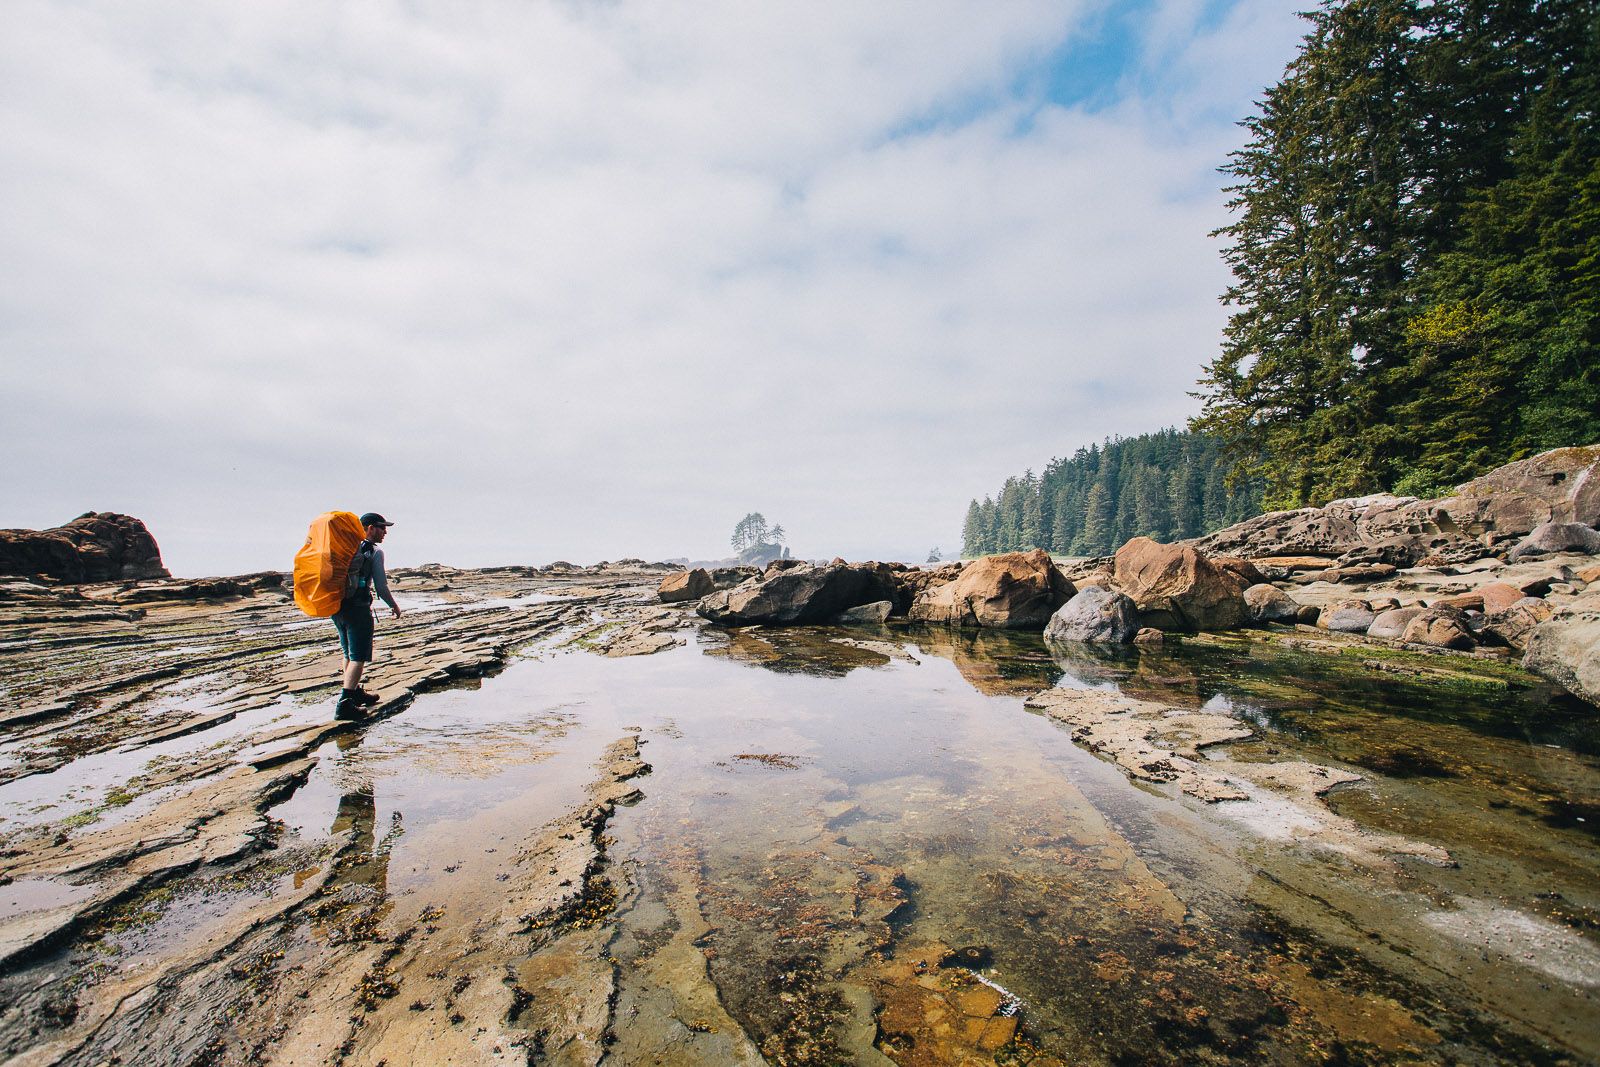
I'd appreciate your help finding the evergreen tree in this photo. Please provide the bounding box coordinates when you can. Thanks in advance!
[958,430,1268,560]
[961,501,985,558]
[1195,0,1600,504]
[1081,482,1115,556]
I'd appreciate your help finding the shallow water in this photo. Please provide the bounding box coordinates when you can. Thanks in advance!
[240,622,1600,1064]
[14,609,1595,1065]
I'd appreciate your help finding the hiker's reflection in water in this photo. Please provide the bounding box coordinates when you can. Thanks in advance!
[325,731,398,901]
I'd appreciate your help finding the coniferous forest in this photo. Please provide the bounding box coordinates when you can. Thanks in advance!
[960,431,1265,558]
[966,0,1597,556]
[1194,0,1599,505]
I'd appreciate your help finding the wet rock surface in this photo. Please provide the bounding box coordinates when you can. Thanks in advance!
[0,564,1596,1066]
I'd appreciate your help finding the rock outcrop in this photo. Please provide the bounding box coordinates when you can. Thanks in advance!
[1508,521,1600,560]
[0,512,169,582]
[908,549,1074,630]
[697,562,895,627]
[658,568,713,603]
[1523,593,1600,706]
[1044,586,1140,644]
[1188,445,1600,565]
[1243,583,1301,624]
[1112,538,1249,632]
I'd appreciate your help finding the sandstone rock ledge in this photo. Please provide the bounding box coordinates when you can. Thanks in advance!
[1024,687,1453,867]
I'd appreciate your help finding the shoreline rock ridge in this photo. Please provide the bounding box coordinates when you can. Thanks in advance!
[0,512,169,583]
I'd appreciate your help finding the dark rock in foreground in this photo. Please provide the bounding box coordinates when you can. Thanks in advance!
[698,563,888,626]
[0,512,169,583]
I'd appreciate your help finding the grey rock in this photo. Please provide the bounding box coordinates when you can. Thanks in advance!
[1524,604,1600,706]
[833,600,893,624]
[1366,607,1425,640]
[1044,587,1140,644]
[1508,522,1600,561]
[1323,605,1378,633]
[1243,583,1301,624]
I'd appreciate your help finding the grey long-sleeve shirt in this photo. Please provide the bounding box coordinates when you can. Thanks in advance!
[368,546,398,613]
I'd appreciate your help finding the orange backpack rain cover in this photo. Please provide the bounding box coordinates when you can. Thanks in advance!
[293,511,366,617]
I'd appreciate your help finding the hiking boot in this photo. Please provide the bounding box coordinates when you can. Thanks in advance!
[335,689,366,720]
[353,688,380,707]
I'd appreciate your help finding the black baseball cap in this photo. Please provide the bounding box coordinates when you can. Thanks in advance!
[361,513,394,528]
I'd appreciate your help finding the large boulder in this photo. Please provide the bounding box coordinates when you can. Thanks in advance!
[1367,606,1426,640]
[0,512,169,582]
[1044,587,1140,643]
[1400,606,1477,650]
[658,568,713,603]
[1322,601,1378,634]
[1507,522,1600,561]
[1112,538,1248,632]
[1243,583,1301,624]
[1245,584,1303,623]
[1485,598,1553,651]
[697,563,877,626]
[1523,596,1600,706]
[908,549,1074,630]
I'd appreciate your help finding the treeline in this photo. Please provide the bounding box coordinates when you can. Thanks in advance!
[1195,0,1599,505]
[961,430,1265,558]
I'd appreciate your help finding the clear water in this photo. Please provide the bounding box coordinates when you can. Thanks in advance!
[249,621,1600,1064]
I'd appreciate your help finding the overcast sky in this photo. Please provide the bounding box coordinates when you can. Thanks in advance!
[2,0,1307,576]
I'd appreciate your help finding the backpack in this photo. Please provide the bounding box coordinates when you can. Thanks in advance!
[345,540,376,602]
[292,511,367,617]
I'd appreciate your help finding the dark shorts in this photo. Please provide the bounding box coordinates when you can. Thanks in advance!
[333,598,375,661]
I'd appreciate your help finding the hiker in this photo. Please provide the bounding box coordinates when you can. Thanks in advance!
[334,512,402,717]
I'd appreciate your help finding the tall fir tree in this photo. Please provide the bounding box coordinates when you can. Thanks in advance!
[1195,0,1600,504]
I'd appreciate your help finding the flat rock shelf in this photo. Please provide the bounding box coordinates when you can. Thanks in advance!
[0,567,1595,1066]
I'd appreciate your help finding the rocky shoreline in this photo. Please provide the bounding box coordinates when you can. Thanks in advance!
[662,446,1600,708]
[0,552,1593,1062]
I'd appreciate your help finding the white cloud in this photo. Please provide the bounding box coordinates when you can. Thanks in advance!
[0,0,1306,575]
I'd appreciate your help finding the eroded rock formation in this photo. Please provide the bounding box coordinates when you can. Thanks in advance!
[0,512,169,582]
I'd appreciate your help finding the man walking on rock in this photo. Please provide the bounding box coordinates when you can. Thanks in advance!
[334,513,402,719]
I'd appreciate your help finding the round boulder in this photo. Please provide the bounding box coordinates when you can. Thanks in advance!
[1243,583,1301,624]
[1323,601,1377,633]
[1508,522,1600,561]
[1401,606,1477,650]
[1367,606,1426,640]
[1044,587,1140,644]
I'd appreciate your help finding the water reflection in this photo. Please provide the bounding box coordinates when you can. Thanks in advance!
[609,620,1600,1064]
